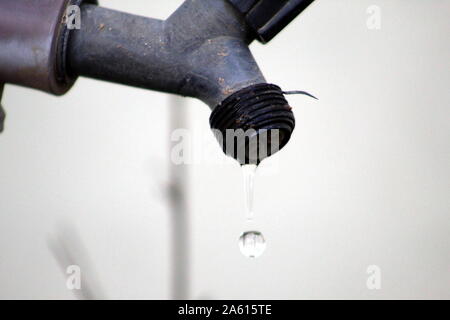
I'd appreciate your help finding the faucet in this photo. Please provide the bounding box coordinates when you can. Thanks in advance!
[0,0,315,164]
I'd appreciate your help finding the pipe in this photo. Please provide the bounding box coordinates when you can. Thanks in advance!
[68,0,295,164]
[0,0,96,95]
[68,1,265,108]
[0,0,317,164]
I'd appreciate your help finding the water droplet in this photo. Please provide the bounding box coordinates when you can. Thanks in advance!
[242,164,257,221]
[238,231,266,258]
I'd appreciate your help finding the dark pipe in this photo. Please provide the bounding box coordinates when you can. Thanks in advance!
[68,0,296,164]
[68,1,265,108]
[0,0,75,95]
[0,0,316,164]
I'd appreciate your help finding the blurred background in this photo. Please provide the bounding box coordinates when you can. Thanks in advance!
[0,0,449,299]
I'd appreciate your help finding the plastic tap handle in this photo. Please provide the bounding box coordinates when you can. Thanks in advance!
[227,0,315,43]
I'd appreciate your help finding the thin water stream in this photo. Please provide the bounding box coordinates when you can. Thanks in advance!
[239,164,266,258]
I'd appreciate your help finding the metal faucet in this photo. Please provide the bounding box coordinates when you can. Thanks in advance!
[0,0,315,164]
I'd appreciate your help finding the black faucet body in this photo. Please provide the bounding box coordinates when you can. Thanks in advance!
[0,0,315,163]
[68,0,265,108]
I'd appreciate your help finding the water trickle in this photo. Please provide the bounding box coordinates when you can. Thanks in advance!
[239,164,266,258]
[238,231,266,258]
[241,164,257,221]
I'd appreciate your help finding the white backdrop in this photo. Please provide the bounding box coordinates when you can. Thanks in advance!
[0,0,449,299]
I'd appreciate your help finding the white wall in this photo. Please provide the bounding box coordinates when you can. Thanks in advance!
[0,0,448,299]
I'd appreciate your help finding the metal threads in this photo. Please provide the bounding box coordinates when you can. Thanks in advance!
[209,83,295,165]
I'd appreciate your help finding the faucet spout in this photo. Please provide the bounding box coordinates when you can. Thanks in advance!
[67,0,301,164]
[0,0,317,163]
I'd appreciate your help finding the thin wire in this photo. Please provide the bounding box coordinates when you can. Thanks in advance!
[282,90,318,100]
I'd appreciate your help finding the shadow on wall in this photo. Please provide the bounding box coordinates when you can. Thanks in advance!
[47,222,106,300]
[46,96,192,300]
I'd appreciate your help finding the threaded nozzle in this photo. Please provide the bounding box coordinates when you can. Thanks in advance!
[209,83,295,165]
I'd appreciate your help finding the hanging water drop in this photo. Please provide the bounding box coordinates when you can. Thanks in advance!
[238,231,266,258]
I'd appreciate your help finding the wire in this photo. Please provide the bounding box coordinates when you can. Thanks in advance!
[282,90,318,100]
